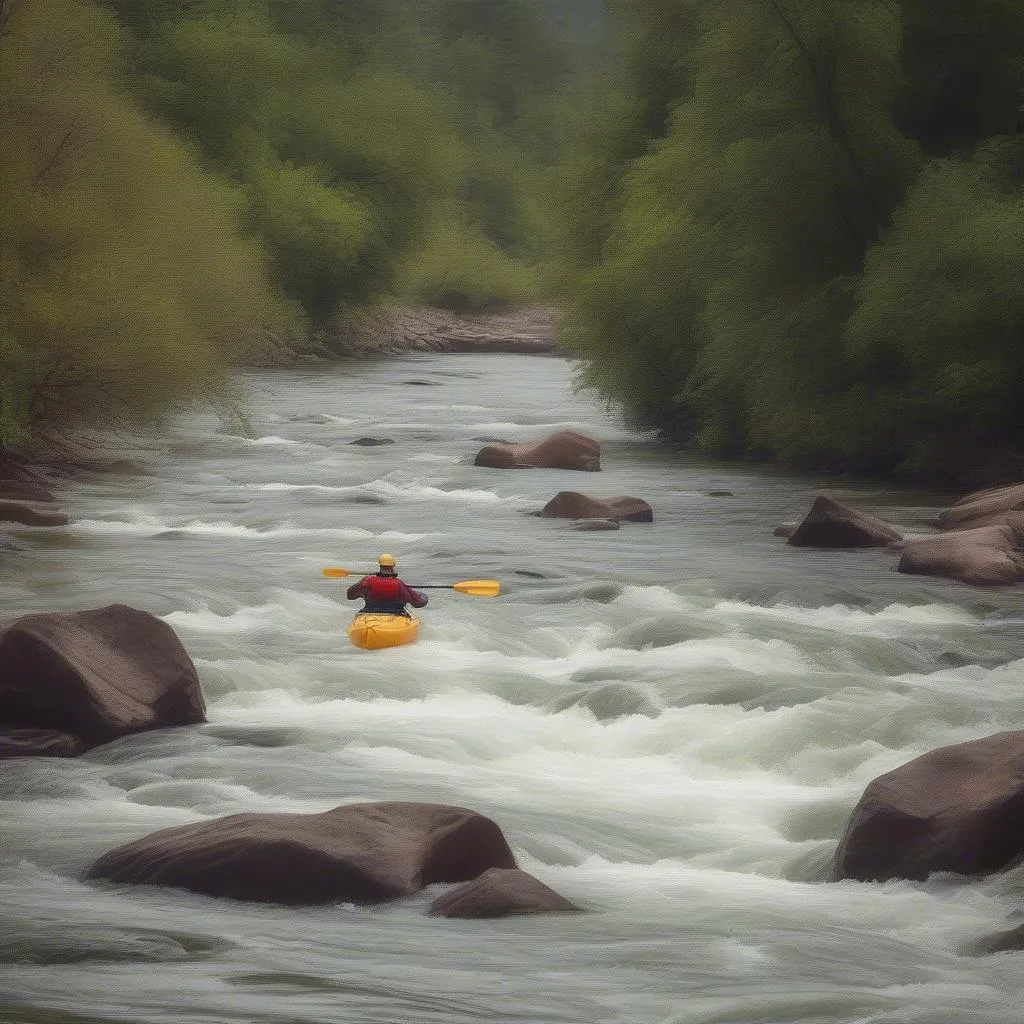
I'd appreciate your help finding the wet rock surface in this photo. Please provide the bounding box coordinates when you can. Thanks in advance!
[88,802,517,906]
[428,868,580,919]
[0,605,206,755]
[475,430,601,472]
[835,731,1024,882]
[898,517,1024,585]
[787,495,902,548]
[540,491,653,522]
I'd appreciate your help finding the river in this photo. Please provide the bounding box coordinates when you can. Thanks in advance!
[3,353,1024,1024]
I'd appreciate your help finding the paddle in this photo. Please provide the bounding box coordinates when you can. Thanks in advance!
[321,568,500,598]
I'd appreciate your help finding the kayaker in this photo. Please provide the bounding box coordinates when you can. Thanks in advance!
[346,554,428,617]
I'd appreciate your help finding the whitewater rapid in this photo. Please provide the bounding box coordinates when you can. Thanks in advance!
[3,354,1024,1024]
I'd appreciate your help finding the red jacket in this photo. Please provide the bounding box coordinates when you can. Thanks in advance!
[347,574,427,608]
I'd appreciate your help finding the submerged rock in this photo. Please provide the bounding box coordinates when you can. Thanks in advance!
[0,728,85,758]
[787,495,901,548]
[898,517,1024,585]
[88,802,517,906]
[835,731,1024,882]
[0,604,206,756]
[349,437,395,447]
[0,482,57,503]
[428,868,580,919]
[474,430,601,472]
[0,500,68,527]
[540,491,653,522]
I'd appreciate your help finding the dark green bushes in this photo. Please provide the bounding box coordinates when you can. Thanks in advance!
[559,0,1024,485]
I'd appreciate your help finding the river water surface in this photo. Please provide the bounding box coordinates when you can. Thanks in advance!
[3,354,1024,1024]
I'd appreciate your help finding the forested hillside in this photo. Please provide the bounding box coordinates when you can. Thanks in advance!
[559,0,1024,485]
[0,0,595,445]
[5,0,1022,487]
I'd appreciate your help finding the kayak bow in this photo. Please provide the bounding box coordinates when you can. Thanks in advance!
[348,611,420,650]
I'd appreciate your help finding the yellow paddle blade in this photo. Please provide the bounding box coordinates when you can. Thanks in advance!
[321,567,352,579]
[451,579,500,597]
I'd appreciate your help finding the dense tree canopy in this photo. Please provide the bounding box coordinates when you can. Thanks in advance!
[5,0,1022,486]
[0,0,595,443]
[560,0,1024,485]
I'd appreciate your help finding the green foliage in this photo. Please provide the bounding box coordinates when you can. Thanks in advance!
[846,154,1024,480]
[398,217,540,313]
[248,165,381,320]
[0,0,295,441]
[558,0,1024,484]
[897,0,1024,155]
[2,0,611,442]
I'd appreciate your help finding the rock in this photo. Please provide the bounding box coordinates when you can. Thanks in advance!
[0,500,69,527]
[428,868,580,919]
[706,490,734,497]
[349,437,395,447]
[471,437,513,445]
[0,604,206,751]
[939,483,1024,532]
[401,380,438,386]
[552,681,660,721]
[0,482,57,503]
[540,491,653,522]
[966,924,1024,956]
[897,517,1024,585]
[787,495,901,548]
[571,519,620,532]
[0,727,86,759]
[88,802,517,906]
[835,731,1024,882]
[474,430,600,472]
[774,521,799,538]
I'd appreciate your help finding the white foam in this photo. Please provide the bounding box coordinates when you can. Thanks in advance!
[710,599,979,637]
[73,511,431,543]
[253,478,506,504]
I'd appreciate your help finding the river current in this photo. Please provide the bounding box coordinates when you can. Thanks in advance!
[3,353,1024,1024]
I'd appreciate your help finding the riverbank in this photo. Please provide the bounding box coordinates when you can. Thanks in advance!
[309,305,564,359]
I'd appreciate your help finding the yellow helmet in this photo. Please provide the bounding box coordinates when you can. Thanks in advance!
[378,553,396,568]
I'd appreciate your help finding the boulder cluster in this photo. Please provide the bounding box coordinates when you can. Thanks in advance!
[87,799,578,918]
[780,485,1024,587]
[471,428,655,528]
[0,606,577,917]
[779,484,1024,946]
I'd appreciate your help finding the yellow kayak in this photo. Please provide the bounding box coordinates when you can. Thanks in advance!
[348,611,421,650]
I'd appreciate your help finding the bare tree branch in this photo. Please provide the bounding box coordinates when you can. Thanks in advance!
[765,0,885,246]
[34,119,83,186]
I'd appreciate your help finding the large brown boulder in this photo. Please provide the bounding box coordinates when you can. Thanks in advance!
[787,495,901,548]
[474,430,600,471]
[939,483,1024,532]
[428,868,580,919]
[0,604,206,754]
[835,732,1024,882]
[539,491,653,522]
[88,802,517,906]
[897,517,1024,585]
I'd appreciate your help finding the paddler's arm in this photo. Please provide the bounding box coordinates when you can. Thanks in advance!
[346,577,369,600]
[400,582,428,608]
